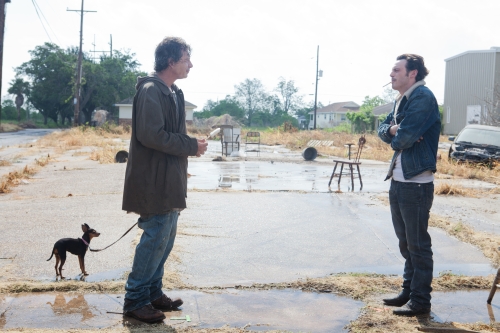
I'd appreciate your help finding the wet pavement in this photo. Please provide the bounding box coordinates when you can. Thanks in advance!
[0,290,362,332]
[0,129,58,148]
[178,191,494,287]
[0,150,135,282]
[2,290,500,331]
[379,290,500,325]
[188,159,389,193]
[0,137,499,330]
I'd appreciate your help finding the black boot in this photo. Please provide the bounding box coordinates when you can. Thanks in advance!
[383,290,410,307]
[393,301,431,317]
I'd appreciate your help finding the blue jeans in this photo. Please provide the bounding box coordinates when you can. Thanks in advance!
[124,212,178,312]
[389,180,434,309]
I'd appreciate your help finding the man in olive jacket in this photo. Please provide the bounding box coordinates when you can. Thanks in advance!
[122,37,207,323]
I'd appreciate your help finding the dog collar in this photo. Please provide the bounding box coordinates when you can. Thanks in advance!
[79,237,89,247]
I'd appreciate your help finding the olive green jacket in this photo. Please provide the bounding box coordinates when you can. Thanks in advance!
[122,74,198,215]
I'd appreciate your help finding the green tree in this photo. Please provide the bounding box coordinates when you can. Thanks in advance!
[347,95,385,133]
[197,96,245,120]
[1,99,22,120]
[16,43,75,125]
[7,78,30,122]
[71,50,144,124]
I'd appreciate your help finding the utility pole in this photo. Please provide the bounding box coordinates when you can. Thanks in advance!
[67,0,96,126]
[90,34,110,61]
[313,45,319,130]
[109,34,112,58]
[0,0,10,126]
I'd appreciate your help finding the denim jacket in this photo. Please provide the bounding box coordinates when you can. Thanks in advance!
[378,85,441,180]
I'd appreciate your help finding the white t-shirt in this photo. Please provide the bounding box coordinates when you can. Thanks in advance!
[392,153,434,183]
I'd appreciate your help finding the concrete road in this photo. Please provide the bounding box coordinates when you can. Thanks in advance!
[0,129,58,148]
[0,143,496,284]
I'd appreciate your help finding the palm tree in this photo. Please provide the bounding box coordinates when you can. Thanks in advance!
[8,78,30,122]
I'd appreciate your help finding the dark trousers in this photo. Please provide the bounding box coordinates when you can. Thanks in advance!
[389,179,434,308]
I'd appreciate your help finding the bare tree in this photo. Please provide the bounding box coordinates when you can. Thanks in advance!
[480,84,500,126]
[382,86,398,103]
[234,78,270,126]
[274,77,303,114]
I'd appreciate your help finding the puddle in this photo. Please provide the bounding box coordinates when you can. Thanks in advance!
[431,290,500,324]
[379,290,500,325]
[189,160,389,193]
[0,289,362,332]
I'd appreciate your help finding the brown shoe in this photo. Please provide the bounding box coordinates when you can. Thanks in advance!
[151,294,183,311]
[124,304,166,323]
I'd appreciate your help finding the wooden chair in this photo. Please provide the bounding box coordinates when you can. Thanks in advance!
[487,268,500,304]
[328,135,366,191]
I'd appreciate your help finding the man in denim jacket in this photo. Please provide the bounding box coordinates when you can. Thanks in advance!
[378,54,441,316]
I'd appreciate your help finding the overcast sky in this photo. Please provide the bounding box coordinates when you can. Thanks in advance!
[3,0,500,111]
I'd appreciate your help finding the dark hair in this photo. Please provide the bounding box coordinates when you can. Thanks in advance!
[154,37,191,72]
[396,54,429,82]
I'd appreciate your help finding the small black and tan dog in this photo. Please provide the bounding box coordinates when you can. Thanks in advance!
[47,223,100,279]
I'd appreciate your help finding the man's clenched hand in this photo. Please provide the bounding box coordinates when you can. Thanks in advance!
[196,139,208,157]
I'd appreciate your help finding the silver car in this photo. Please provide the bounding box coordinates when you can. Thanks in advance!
[448,124,500,166]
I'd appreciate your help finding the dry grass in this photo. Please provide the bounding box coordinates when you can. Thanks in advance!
[437,155,500,185]
[89,145,123,164]
[0,165,38,193]
[237,273,492,301]
[245,129,394,161]
[434,182,478,196]
[0,123,21,132]
[0,159,12,166]
[36,126,130,151]
[349,301,498,333]
[348,272,498,332]
[35,126,130,163]
[430,213,500,267]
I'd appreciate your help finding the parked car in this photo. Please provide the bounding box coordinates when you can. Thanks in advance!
[448,124,500,165]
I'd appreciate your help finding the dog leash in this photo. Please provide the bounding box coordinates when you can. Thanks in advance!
[89,222,138,252]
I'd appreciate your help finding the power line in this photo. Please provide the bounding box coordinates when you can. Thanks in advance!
[31,0,59,44]
[31,0,51,42]
[34,0,61,44]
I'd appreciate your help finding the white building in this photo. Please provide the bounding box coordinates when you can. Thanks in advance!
[115,97,197,126]
[308,101,360,129]
[443,47,500,134]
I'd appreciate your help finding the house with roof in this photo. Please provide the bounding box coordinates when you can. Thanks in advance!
[308,101,360,129]
[372,102,393,129]
[114,97,197,126]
